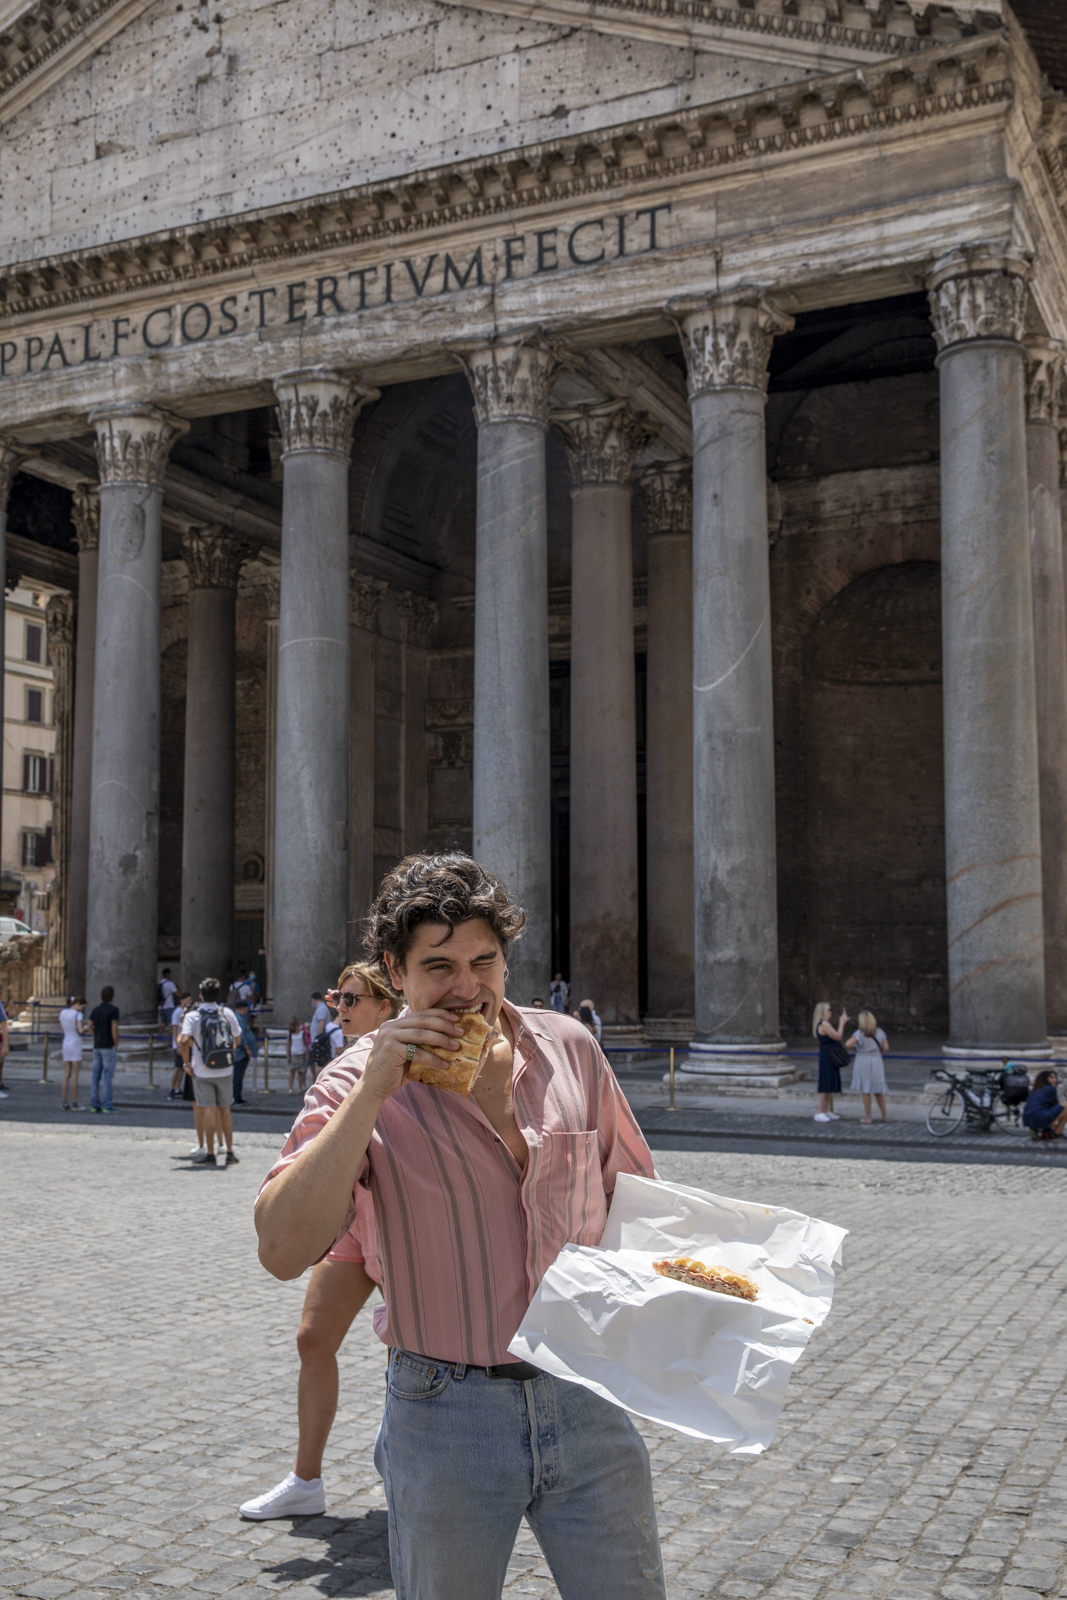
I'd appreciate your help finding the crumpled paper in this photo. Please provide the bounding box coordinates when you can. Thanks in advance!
[508,1173,847,1453]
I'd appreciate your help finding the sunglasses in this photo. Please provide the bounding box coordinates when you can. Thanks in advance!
[333,990,373,1007]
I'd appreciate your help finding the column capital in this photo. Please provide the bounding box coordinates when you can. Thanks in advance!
[273,368,379,461]
[182,525,247,590]
[398,590,438,647]
[1025,340,1065,425]
[639,459,693,536]
[71,483,100,552]
[90,403,188,489]
[45,591,75,649]
[451,330,559,428]
[350,572,387,632]
[927,245,1031,354]
[0,436,27,505]
[667,290,793,397]
[552,399,657,488]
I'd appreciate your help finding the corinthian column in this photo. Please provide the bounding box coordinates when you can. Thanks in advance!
[272,369,377,1023]
[639,460,694,1027]
[928,246,1046,1051]
[668,291,793,1069]
[181,526,245,988]
[454,333,558,1005]
[1025,343,1067,1034]
[348,573,386,956]
[37,594,74,998]
[553,399,653,1031]
[68,485,99,993]
[0,440,26,855]
[87,403,188,1015]
[263,568,280,1000]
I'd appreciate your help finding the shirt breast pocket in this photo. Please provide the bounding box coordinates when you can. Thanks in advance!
[538,1128,608,1247]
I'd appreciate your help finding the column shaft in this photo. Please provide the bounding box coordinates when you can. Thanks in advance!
[86,404,187,1014]
[272,370,375,1022]
[67,486,99,995]
[38,595,74,997]
[642,462,694,1021]
[1026,345,1067,1032]
[929,248,1046,1048]
[263,570,279,1000]
[348,577,383,957]
[180,528,242,988]
[458,335,556,1006]
[0,441,23,883]
[669,292,793,1052]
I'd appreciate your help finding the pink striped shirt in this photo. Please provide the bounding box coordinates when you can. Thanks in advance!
[262,1003,656,1366]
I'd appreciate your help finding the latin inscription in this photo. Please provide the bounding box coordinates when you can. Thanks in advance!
[1,206,671,382]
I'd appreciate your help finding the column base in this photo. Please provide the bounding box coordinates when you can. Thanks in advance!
[942,1041,1052,1060]
[678,1039,803,1088]
[642,1016,696,1043]
[601,1023,646,1049]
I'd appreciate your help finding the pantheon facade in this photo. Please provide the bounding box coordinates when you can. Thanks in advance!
[0,0,1065,1061]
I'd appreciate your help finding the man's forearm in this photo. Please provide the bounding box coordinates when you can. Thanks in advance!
[255,1077,385,1281]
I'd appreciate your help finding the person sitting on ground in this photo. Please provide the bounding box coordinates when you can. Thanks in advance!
[1023,1069,1067,1140]
[813,1000,848,1123]
[846,1009,889,1125]
[288,1015,307,1094]
[240,961,400,1520]
[59,995,86,1110]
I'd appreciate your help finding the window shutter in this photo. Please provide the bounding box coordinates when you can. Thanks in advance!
[42,826,52,866]
[22,754,29,792]
[25,624,41,664]
[47,758,54,795]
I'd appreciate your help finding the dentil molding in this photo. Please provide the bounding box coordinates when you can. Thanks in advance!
[926,244,1031,352]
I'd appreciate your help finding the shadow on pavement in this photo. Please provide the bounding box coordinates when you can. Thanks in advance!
[260,1508,392,1595]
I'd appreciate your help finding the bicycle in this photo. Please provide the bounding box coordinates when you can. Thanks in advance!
[925,1066,1029,1138]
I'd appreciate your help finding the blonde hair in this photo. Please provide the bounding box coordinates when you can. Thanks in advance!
[336,961,401,1019]
[858,1010,877,1037]
[811,1001,831,1039]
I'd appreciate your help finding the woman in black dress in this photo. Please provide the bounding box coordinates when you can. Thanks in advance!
[812,1001,849,1123]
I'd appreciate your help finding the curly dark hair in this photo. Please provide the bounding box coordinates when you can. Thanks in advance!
[364,852,526,969]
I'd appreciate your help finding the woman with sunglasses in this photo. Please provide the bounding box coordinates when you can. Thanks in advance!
[240,961,399,1520]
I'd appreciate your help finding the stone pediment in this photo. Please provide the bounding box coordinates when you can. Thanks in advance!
[433,0,1007,73]
[0,0,155,122]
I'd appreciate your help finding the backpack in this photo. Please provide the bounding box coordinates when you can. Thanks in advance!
[156,980,165,1004]
[197,1006,235,1071]
[1000,1065,1030,1106]
[309,1027,333,1069]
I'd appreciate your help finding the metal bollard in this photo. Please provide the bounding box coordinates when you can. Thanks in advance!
[668,1045,675,1112]
[148,1031,154,1088]
[264,1034,271,1093]
[41,1030,49,1084]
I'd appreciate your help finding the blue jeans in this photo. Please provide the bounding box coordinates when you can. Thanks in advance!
[375,1350,666,1600]
[91,1047,117,1110]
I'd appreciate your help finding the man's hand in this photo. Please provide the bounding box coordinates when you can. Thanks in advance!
[361,1009,464,1103]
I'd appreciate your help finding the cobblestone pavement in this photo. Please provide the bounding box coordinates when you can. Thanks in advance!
[3,1122,1067,1600]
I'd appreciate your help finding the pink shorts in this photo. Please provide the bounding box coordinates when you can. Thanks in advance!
[326,1183,380,1283]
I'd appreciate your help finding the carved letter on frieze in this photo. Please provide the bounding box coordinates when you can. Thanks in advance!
[1025,342,1065,425]
[0,436,25,506]
[273,368,379,460]
[90,403,189,489]
[350,573,387,632]
[450,331,559,428]
[71,482,101,552]
[552,399,657,488]
[927,246,1032,353]
[182,524,247,590]
[639,458,693,536]
[667,290,794,397]
[398,592,439,648]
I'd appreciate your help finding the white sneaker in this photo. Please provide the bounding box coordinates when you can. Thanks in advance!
[826,1112,841,1120]
[240,1472,326,1520]
[813,1112,832,1122]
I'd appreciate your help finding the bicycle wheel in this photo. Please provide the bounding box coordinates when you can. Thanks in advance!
[926,1089,965,1137]
[992,1095,1028,1136]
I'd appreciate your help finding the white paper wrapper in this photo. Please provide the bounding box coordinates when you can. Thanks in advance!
[508,1173,847,1453]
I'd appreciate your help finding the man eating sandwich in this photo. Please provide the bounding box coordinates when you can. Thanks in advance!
[255,850,665,1600]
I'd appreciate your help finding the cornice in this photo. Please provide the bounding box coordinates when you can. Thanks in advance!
[0,34,1015,321]
[0,0,155,124]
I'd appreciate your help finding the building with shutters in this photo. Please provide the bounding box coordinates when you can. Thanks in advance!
[0,0,1065,1068]
[1,581,59,932]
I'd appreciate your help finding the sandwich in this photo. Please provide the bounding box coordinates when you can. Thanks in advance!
[652,1256,758,1301]
[408,1009,494,1097]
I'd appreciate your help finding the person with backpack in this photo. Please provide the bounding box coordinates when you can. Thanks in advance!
[157,968,177,1027]
[179,978,241,1167]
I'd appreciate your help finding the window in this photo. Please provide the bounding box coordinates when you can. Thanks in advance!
[22,754,52,795]
[25,623,41,664]
[21,828,51,868]
[26,688,42,724]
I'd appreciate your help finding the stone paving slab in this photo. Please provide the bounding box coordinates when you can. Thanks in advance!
[3,1124,1067,1600]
